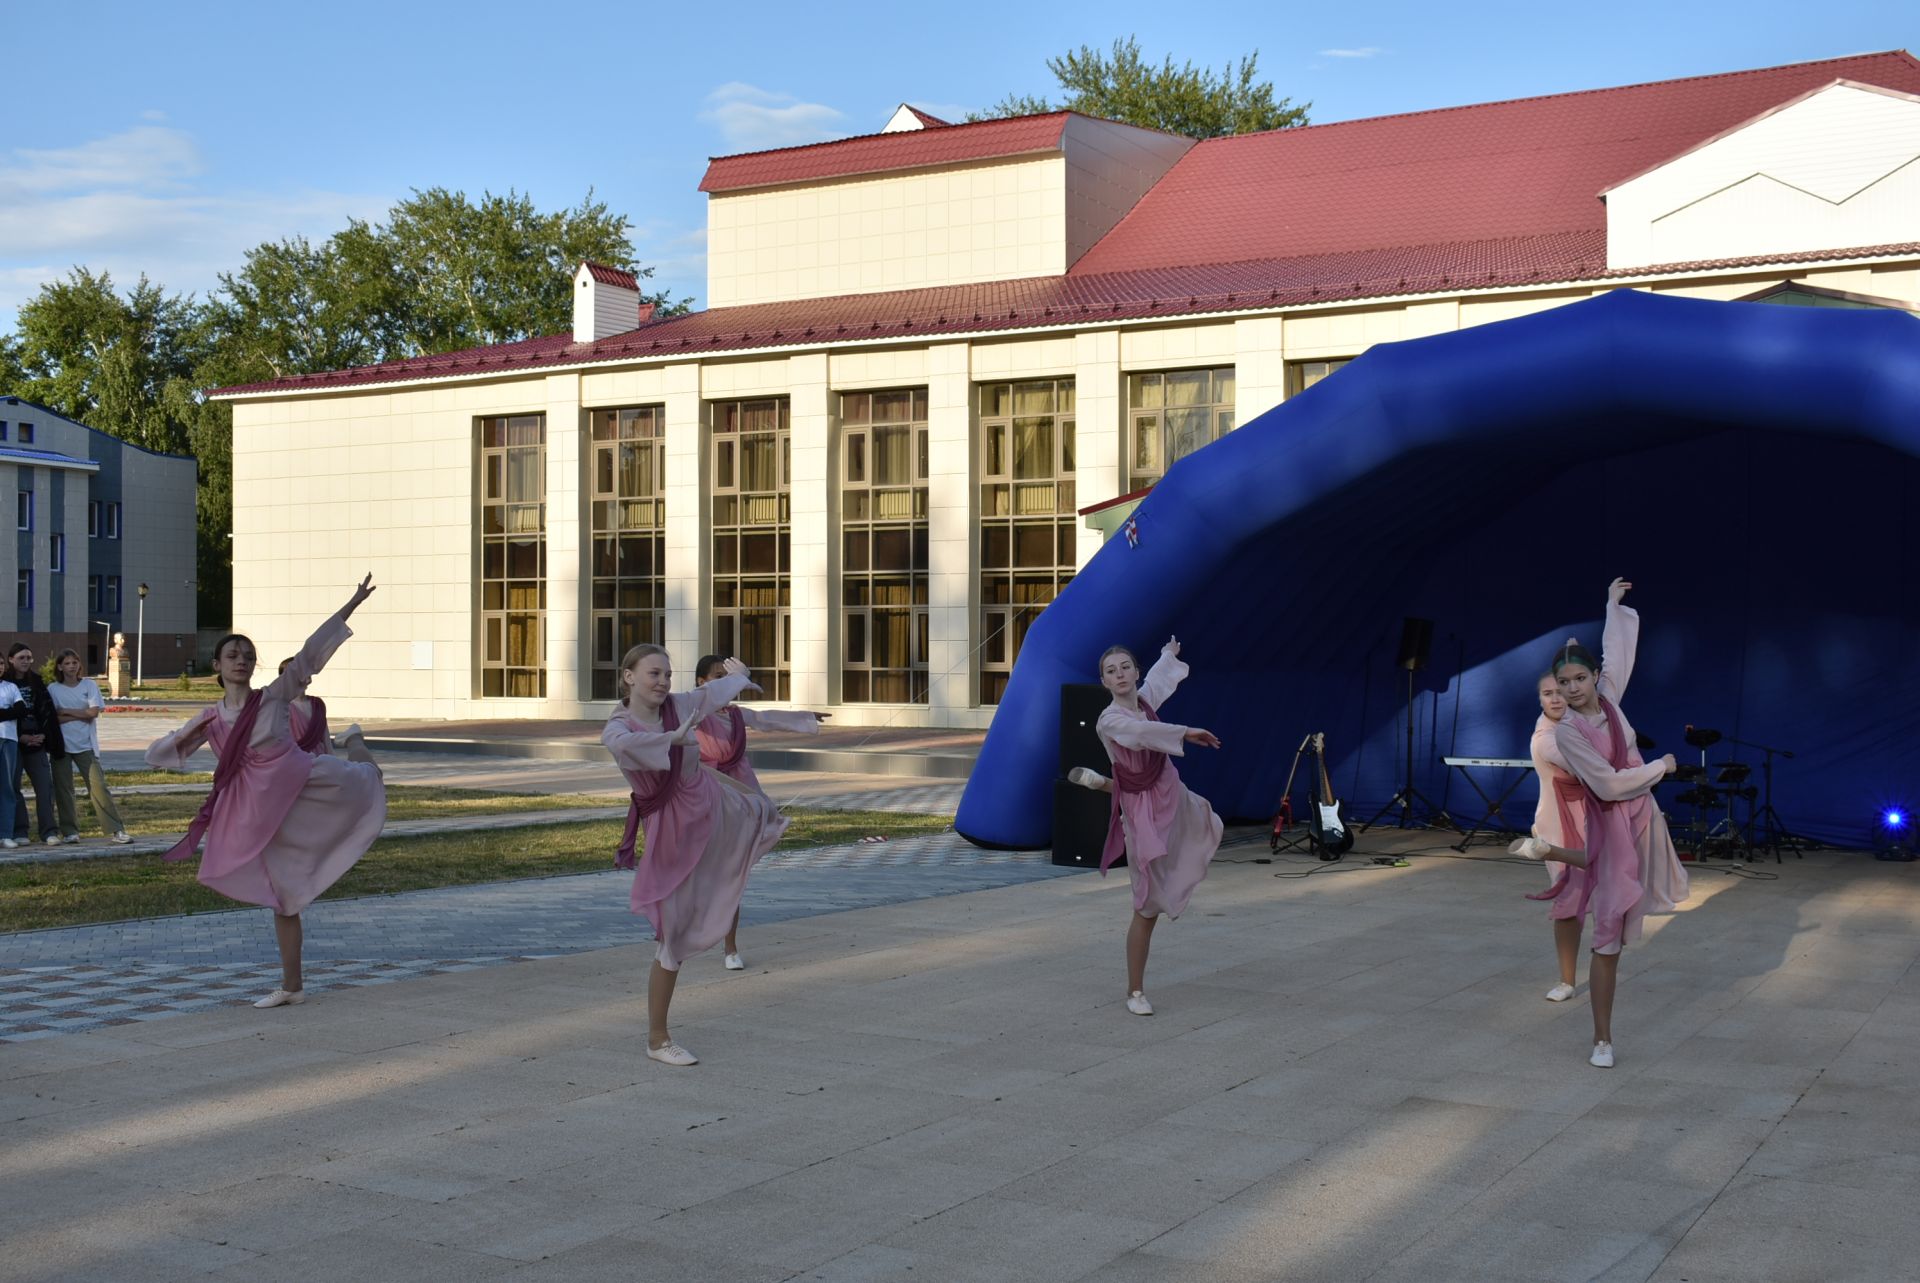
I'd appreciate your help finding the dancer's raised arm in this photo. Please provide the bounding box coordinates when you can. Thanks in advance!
[1598,577,1639,702]
[1139,636,1190,709]
[272,575,376,700]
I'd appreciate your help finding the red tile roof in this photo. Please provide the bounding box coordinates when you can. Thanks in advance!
[1071,51,1920,276]
[700,112,1073,192]
[207,236,1920,397]
[904,106,951,128]
[208,51,1920,399]
[582,261,639,288]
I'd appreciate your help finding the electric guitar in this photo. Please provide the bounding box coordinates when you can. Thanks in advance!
[1309,733,1354,859]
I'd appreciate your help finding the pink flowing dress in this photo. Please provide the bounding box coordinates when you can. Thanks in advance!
[1537,604,1690,953]
[1096,648,1223,919]
[602,672,789,971]
[695,703,821,794]
[146,609,386,915]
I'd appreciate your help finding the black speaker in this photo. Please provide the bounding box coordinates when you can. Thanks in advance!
[1053,776,1120,868]
[1058,683,1108,775]
[1395,617,1435,672]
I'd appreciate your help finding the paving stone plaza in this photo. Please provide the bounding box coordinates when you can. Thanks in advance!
[3,714,1919,1281]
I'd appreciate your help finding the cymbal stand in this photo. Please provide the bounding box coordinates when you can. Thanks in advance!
[1728,735,1804,860]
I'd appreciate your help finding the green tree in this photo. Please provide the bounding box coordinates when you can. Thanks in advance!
[7,268,201,453]
[974,37,1309,138]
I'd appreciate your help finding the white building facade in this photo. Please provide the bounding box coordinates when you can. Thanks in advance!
[211,56,1920,724]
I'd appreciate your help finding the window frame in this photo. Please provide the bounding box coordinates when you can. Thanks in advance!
[708,397,792,701]
[977,378,1077,705]
[1286,357,1355,397]
[588,405,668,701]
[16,569,31,611]
[1124,366,1236,491]
[50,532,64,574]
[477,414,548,699]
[839,387,931,705]
[16,490,31,532]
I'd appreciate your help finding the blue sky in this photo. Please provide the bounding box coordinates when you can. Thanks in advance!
[2,0,1914,330]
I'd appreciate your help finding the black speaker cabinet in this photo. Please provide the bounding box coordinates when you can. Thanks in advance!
[1059,683,1108,775]
[1053,776,1120,868]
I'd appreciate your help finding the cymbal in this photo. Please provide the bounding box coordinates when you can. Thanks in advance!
[1685,727,1724,749]
[1715,764,1752,784]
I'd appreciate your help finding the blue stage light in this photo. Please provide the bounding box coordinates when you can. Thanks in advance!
[1884,808,1907,830]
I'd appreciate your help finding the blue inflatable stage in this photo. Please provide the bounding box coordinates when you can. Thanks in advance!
[955,288,1920,851]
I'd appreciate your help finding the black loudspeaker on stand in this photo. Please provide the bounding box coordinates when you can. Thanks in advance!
[1360,617,1456,831]
[1053,684,1119,867]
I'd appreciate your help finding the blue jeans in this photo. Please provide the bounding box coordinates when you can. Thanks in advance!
[0,740,17,841]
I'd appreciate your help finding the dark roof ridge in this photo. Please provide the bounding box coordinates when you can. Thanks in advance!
[1182,48,1919,147]
[705,110,1073,165]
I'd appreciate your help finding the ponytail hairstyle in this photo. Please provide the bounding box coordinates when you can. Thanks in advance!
[617,643,670,694]
[692,654,728,685]
[1550,640,1600,678]
[209,633,257,691]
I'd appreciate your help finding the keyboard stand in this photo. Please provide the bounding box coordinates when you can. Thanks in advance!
[1446,760,1535,852]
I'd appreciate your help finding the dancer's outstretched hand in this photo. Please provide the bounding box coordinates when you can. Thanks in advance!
[1659,753,1677,774]
[1608,577,1632,606]
[348,573,376,611]
[1185,727,1221,749]
[721,656,763,692]
[1163,636,1181,657]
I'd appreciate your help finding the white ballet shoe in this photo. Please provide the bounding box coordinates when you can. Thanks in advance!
[1126,990,1153,1016]
[1508,835,1554,860]
[1545,982,1576,1002]
[1589,1041,1614,1068]
[253,988,306,1009]
[1068,766,1109,791]
[724,952,745,971]
[647,1041,698,1066]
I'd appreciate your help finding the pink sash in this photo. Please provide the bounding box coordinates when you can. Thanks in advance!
[699,706,748,776]
[164,692,265,863]
[615,697,687,870]
[1525,772,1589,901]
[291,697,330,755]
[1101,698,1172,872]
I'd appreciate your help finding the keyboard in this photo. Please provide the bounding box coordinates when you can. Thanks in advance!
[1442,757,1532,769]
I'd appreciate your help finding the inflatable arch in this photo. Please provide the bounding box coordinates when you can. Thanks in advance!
[956,288,1920,851]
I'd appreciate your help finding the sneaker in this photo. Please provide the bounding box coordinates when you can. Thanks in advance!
[1126,991,1154,1016]
[724,952,745,971]
[1507,836,1553,860]
[110,832,133,845]
[42,834,59,846]
[1068,766,1109,790]
[1545,982,1576,1002]
[1589,1041,1614,1068]
[646,1041,698,1066]
[61,835,79,845]
[0,839,17,849]
[253,988,307,1009]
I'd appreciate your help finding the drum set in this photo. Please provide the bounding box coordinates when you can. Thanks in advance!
[1668,725,1805,862]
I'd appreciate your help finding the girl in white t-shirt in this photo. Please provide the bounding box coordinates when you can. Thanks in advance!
[49,649,131,843]
[0,678,21,847]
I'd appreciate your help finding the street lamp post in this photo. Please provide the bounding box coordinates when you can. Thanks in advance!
[137,582,149,688]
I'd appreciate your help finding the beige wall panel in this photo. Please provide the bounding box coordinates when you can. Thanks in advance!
[969,334,1076,381]
[828,347,930,389]
[1061,117,1195,265]
[709,156,1067,308]
[1119,322,1236,369]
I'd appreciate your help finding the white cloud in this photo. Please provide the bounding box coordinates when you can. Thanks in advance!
[702,82,848,151]
[631,220,708,308]
[0,123,388,328]
[1318,47,1386,59]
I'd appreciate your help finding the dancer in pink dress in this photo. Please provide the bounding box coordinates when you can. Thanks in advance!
[280,657,333,756]
[1067,637,1223,1016]
[146,577,386,1008]
[690,654,825,971]
[602,646,788,1066]
[1509,578,1689,1067]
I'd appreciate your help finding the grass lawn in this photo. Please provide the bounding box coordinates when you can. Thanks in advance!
[64,785,627,835]
[0,809,954,932]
